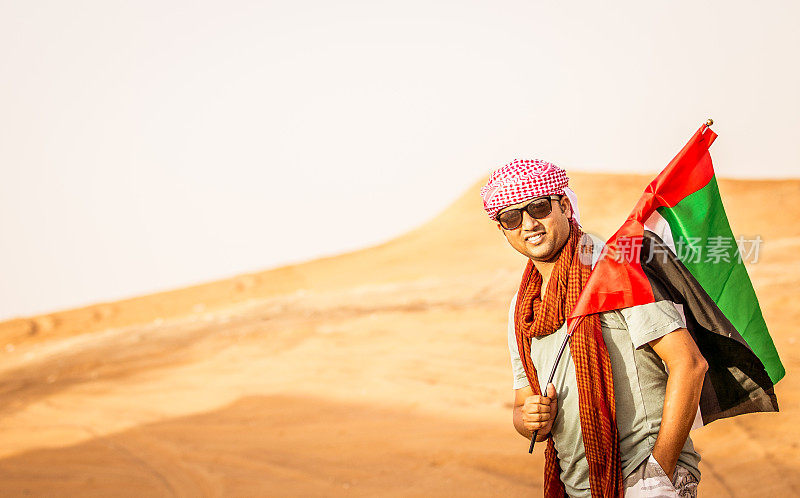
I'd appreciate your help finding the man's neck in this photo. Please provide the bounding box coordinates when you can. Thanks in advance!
[533,260,556,292]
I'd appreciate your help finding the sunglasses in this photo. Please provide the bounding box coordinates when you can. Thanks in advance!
[497,195,563,230]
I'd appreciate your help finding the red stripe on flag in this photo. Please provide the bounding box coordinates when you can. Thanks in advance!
[630,124,717,220]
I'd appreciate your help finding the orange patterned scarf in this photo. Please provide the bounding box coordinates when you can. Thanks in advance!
[514,221,623,497]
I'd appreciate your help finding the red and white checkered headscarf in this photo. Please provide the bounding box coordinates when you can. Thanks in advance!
[480,159,579,222]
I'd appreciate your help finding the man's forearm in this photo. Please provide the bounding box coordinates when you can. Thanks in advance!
[651,358,707,478]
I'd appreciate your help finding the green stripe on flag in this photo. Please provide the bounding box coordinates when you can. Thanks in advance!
[657,177,785,384]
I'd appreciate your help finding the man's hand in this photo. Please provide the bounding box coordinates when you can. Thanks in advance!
[513,383,558,441]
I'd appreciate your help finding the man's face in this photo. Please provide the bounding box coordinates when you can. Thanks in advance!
[496,195,573,262]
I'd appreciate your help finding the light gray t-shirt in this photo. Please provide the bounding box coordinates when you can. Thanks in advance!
[507,242,701,497]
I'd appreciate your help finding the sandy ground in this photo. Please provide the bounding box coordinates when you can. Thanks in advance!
[0,172,798,496]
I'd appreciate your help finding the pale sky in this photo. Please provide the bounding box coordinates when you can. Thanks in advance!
[1,0,799,321]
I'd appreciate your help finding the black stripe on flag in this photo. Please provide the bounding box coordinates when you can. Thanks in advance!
[640,231,778,425]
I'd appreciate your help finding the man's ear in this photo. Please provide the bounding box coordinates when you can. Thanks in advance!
[559,196,573,219]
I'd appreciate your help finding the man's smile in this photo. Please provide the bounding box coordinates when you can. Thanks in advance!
[524,231,546,245]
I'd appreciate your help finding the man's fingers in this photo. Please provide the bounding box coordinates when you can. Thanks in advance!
[523,419,544,430]
[523,417,553,431]
[525,395,551,407]
[522,412,551,423]
[520,386,557,433]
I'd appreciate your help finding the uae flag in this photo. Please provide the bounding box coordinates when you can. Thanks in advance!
[570,122,783,427]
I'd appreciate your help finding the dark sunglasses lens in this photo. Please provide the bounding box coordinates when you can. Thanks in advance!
[499,210,523,229]
[526,198,553,219]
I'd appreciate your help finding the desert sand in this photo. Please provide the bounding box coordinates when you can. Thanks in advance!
[0,172,798,496]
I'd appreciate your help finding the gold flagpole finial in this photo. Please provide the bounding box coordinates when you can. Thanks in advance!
[705,118,714,127]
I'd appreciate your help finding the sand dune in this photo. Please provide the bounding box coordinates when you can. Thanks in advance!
[0,172,798,496]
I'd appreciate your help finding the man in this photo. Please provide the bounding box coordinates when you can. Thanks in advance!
[480,159,708,497]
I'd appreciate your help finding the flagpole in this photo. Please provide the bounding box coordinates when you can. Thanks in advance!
[528,316,584,454]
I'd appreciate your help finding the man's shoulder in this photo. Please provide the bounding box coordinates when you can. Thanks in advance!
[584,232,606,269]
